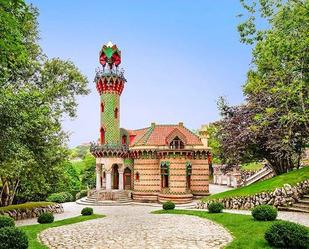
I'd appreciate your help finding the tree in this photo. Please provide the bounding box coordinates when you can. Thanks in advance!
[217,0,309,174]
[0,0,89,205]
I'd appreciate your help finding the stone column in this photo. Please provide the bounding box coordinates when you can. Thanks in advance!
[96,164,102,191]
[119,171,124,190]
[106,171,112,190]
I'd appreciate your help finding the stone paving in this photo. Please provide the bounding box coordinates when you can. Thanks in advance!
[39,205,232,249]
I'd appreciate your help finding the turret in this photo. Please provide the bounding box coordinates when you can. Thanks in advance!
[94,42,126,145]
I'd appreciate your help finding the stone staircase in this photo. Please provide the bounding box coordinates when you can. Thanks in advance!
[243,166,274,186]
[278,194,309,213]
[76,191,133,206]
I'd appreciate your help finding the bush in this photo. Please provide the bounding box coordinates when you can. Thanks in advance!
[37,212,54,224]
[81,207,93,216]
[76,190,88,200]
[162,201,175,210]
[46,192,73,203]
[252,205,277,221]
[265,221,309,249]
[0,216,15,228]
[0,227,28,249]
[208,202,224,213]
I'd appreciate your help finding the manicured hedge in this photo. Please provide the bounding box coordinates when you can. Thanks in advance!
[265,221,309,249]
[0,202,54,212]
[46,192,74,203]
[0,227,28,249]
[208,202,224,213]
[81,207,93,216]
[163,201,175,210]
[252,205,277,221]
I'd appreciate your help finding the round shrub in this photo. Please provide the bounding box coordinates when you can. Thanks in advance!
[63,192,74,202]
[252,205,277,221]
[0,216,15,228]
[265,221,309,249]
[208,202,224,213]
[76,190,88,200]
[46,193,66,203]
[81,207,93,216]
[162,201,175,210]
[37,212,54,224]
[0,227,28,249]
[46,192,73,203]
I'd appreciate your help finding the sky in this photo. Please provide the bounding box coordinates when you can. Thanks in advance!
[27,0,253,148]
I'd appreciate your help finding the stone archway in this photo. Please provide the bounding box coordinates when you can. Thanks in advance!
[123,167,132,190]
[112,164,119,189]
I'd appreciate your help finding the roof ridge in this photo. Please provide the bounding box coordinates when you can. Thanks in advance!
[181,125,201,140]
[140,125,155,145]
[133,126,152,145]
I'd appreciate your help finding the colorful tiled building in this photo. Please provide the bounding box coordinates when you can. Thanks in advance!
[90,42,210,203]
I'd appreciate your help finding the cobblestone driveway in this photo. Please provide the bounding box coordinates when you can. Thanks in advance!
[39,205,232,249]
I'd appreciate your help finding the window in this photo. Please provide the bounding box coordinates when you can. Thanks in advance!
[161,162,169,188]
[101,103,104,112]
[114,108,118,118]
[122,135,127,145]
[135,172,140,181]
[186,162,192,189]
[100,128,105,144]
[170,136,184,149]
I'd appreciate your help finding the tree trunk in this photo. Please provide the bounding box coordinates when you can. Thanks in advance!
[266,155,294,175]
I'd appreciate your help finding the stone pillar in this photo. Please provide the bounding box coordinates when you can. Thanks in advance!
[119,171,124,190]
[96,164,102,191]
[106,171,112,190]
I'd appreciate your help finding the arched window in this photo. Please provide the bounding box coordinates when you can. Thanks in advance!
[135,172,140,181]
[122,135,127,145]
[170,136,184,149]
[101,103,104,112]
[114,108,118,118]
[186,162,192,190]
[160,162,169,188]
[100,128,105,144]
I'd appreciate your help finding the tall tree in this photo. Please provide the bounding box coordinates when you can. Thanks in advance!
[0,0,89,205]
[216,0,309,174]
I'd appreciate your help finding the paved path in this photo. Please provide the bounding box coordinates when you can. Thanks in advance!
[39,205,232,249]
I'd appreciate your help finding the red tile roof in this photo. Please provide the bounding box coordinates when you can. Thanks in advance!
[127,124,203,146]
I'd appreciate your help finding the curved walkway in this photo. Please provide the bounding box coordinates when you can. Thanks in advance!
[39,205,232,249]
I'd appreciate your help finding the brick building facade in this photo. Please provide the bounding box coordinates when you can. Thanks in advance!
[90,42,210,203]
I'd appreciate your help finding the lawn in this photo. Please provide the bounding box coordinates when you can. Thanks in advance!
[20,214,105,249]
[205,167,309,201]
[153,209,274,248]
[240,162,264,171]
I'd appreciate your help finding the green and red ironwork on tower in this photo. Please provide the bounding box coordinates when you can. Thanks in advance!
[95,41,126,146]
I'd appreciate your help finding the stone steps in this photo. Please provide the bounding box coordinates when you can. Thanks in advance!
[278,194,309,213]
[76,197,132,206]
[278,206,309,213]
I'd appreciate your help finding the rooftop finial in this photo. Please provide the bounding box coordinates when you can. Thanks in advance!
[99,41,121,68]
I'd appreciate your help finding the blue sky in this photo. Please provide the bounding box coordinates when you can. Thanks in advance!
[27,0,253,147]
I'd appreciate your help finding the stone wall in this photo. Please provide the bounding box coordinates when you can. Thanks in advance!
[0,203,64,220]
[197,180,309,210]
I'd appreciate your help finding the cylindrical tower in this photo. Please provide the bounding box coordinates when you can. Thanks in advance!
[95,41,126,145]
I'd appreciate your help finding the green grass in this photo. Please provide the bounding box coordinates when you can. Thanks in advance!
[153,209,274,248]
[20,214,105,249]
[0,202,54,212]
[205,167,309,201]
[240,162,264,171]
